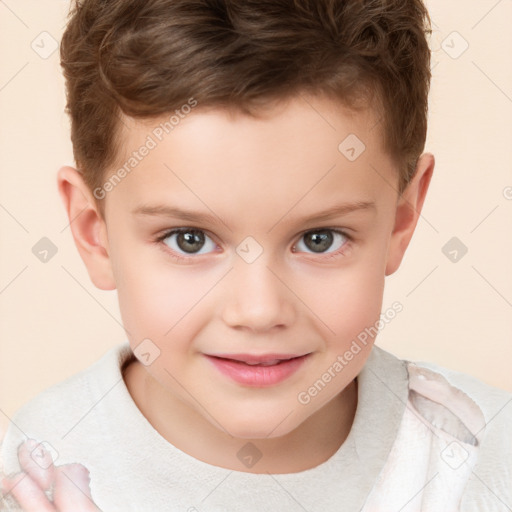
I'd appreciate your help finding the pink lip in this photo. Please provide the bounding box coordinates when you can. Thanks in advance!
[204,354,310,387]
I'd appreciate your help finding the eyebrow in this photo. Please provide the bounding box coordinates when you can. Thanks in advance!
[132,204,226,226]
[131,200,376,226]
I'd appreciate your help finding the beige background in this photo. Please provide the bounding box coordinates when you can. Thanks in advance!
[0,0,511,440]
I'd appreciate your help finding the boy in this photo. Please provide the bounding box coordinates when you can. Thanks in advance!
[1,0,511,510]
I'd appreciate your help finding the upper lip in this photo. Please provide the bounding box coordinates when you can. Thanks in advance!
[205,353,309,364]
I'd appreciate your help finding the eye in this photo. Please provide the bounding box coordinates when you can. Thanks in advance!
[157,228,217,259]
[293,228,350,257]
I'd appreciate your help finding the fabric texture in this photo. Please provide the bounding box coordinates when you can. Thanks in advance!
[1,342,511,511]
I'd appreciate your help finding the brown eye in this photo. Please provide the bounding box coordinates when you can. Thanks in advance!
[176,230,205,253]
[161,228,216,255]
[294,229,349,255]
[303,230,333,253]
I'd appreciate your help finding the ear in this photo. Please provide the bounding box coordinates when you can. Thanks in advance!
[385,153,435,276]
[57,166,116,290]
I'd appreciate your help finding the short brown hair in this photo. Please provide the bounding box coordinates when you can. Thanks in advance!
[60,0,432,217]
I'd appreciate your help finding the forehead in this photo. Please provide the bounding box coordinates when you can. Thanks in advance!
[122,93,385,156]
[106,94,394,219]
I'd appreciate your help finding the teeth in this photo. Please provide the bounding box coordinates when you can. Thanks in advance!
[244,359,282,366]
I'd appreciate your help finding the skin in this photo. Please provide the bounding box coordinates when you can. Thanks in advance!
[0,439,100,511]
[3,93,434,507]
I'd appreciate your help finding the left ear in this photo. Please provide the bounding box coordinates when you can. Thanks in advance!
[385,152,435,276]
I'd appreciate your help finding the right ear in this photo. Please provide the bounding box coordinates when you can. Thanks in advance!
[56,166,116,290]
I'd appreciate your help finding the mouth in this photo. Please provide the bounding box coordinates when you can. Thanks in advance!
[204,353,311,387]
[206,353,309,365]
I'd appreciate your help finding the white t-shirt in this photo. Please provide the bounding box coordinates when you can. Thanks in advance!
[1,342,511,511]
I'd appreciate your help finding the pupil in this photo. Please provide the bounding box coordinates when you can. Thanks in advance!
[306,230,333,253]
[178,230,204,253]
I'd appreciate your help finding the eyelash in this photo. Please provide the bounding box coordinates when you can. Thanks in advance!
[154,227,353,263]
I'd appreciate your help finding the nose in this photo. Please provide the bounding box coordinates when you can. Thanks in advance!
[221,254,296,333]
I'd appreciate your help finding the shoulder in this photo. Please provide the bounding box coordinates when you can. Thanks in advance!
[0,342,134,475]
[9,341,133,420]
[411,358,512,510]
[409,357,512,428]
[365,346,511,510]
[378,347,512,509]
[371,345,512,429]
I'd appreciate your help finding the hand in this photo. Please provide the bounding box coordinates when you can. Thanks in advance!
[0,439,101,511]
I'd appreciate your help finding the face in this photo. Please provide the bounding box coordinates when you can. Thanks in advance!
[95,94,410,438]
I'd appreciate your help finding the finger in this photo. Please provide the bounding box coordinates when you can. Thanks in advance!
[17,439,56,491]
[53,464,101,512]
[1,473,57,512]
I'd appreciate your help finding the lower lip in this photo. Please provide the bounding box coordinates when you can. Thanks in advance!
[205,354,310,387]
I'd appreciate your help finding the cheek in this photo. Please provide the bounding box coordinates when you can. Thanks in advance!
[298,254,386,342]
[115,253,219,349]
